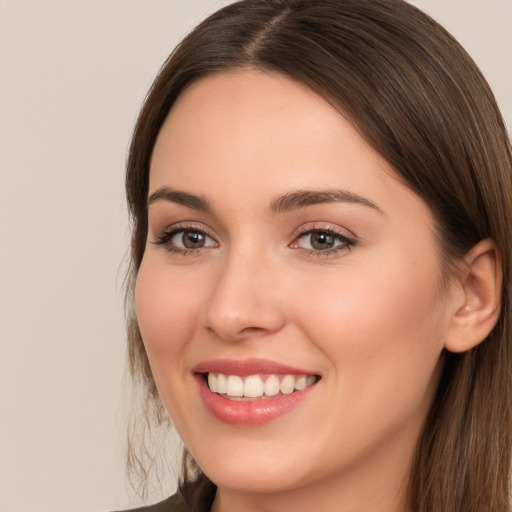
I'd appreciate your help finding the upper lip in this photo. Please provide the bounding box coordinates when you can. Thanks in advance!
[192,358,318,377]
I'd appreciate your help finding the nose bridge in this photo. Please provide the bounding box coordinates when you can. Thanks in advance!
[203,243,286,341]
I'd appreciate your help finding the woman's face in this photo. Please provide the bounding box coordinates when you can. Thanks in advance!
[136,71,453,501]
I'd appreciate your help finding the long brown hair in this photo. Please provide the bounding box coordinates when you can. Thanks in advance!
[125,1,512,510]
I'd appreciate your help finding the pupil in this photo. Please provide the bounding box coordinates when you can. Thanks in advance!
[183,231,204,249]
[311,232,334,250]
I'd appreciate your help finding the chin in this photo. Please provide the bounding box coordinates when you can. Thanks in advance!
[203,462,308,495]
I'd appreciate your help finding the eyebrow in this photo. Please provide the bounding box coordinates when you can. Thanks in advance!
[268,189,384,215]
[146,186,383,216]
[147,186,212,212]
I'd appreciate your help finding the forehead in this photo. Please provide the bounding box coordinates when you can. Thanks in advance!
[149,70,430,225]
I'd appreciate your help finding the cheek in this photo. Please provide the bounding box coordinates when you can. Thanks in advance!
[135,259,199,369]
[134,258,210,435]
[296,253,446,408]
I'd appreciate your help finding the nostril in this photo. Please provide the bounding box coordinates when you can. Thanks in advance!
[204,317,283,342]
[239,326,265,335]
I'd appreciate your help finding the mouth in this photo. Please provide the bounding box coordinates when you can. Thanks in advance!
[204,372,318,400]
[192,359,320,425]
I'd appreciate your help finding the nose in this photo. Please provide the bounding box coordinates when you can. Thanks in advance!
[202,250,287,342]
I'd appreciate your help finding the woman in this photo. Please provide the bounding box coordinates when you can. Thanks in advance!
[122,0,512,511]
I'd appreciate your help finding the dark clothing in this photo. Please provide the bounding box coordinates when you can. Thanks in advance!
[115,494,188,512]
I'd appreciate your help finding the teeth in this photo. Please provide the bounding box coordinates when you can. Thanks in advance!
[207,373,217,391]
[295,375,307,391]
[226,375,244,397]
[207,372,317,398]
[264,375,280,397]
[244,375,264,397]
[217,373,227,394]
[280,375,295,395]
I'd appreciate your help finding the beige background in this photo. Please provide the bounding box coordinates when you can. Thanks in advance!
[0,1,510,511]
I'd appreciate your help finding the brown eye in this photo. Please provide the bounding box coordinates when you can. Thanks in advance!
[152,226,218,254]
[309,232,336,250]
[175,230,206,249]
[293,229,354,254]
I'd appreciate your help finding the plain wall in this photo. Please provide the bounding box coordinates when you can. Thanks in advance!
[0,1,510,511]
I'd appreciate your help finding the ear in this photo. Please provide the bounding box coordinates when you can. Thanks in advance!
[444,239,502,353]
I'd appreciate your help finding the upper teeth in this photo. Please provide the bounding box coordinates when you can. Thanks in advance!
[207,373,316,398]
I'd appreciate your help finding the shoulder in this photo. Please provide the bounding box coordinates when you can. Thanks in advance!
[113,494,188,512]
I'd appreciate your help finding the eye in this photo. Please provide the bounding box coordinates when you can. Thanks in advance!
[171,230,214,249]
[152,226,218,254]
[290,228,355,254]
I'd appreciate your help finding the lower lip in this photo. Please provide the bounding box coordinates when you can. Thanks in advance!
[195,375,317,425]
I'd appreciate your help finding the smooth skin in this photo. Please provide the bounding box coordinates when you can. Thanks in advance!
[135,71,501,512]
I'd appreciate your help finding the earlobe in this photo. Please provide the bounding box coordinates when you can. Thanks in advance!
[444,239,502,353]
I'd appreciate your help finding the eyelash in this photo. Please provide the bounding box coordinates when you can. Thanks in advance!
[290,227,356,257]
[152,223,218,256]
[152,224,356,257]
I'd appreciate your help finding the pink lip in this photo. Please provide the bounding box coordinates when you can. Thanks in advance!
[192,359,319,426]
[192,358,314,376]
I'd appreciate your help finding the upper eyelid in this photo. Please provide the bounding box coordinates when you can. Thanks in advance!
[293,227,355,244]
[156,221,216,237]
[292,222,356,239]
[296,229,353,242]
[150,222,219,248]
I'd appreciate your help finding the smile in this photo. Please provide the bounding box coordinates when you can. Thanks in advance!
[193,359,320,425]
[207,373,317,400]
